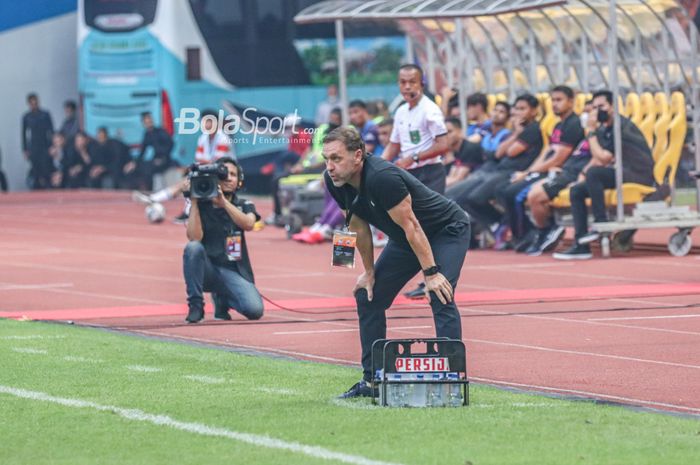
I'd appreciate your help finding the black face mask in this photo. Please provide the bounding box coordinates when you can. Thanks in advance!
[597,109,609,123]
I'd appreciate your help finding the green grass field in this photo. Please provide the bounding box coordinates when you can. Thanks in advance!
[1,319,698,465]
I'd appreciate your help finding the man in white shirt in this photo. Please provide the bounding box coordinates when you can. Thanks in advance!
[381,64,451,298]
[382,64,449,195]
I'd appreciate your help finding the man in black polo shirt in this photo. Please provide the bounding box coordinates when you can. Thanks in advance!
[323,127,470,398]
[460,94,543,236]
[554,90,654,260]
[182,157,263,323]
[499,86,584,253]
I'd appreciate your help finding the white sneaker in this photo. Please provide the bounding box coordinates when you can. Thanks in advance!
[132,191,153,205]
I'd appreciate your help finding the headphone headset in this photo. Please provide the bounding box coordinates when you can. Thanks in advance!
[236,163,245,189]
[215,157,244,190]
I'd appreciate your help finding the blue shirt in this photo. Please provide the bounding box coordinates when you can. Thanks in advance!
[481,127,511,153]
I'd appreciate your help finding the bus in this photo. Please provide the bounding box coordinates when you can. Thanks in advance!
[77,0,403,186]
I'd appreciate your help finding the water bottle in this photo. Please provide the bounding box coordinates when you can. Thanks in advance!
[447,373,462,407]
[410,374,426,407]
[426,373,444,407]
[387,374,406,407]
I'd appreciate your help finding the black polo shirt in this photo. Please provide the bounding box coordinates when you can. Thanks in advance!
[498,120,543,172]
[198,195,260,283]
[595,116,654,186]
[325,156,469,248]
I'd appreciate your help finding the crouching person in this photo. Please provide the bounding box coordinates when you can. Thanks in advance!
[182,156,264,323]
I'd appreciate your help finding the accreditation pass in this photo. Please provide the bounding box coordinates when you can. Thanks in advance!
[331,229,357,268]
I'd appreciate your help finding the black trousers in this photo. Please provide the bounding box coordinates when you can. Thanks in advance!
[462,170,512,228]
[498,174,544,239]
[355,221,470,381]
[28,151,53,189]
[570,166,616,239]
[407,163,446,194]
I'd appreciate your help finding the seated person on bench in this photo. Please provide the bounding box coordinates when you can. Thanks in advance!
[553,90,654,260]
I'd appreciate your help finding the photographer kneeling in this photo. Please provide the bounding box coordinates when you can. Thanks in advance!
[182,156,264,323]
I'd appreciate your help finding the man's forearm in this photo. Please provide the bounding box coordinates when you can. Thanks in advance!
[349,217,374,273]
[404,221,436,270]
[588,135,613,164]
[186,201,203,241]
[416,137,447,161]
[223,201,255,231]
[382,143,400,161]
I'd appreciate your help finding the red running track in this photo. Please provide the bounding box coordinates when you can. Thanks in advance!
[1,191,699,415]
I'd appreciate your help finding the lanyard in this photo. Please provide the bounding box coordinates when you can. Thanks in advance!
[343,189,359,230]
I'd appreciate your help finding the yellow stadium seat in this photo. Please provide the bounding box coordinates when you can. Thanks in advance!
[625,93,642,125]
[652,108,672,163]
[638,92,656,148]
[616,95,627,117]
[487,94,496,114]
[553,92,686,209]
[574,93,588,115]
[654,92,669,117]
[496,93,507,103]
[539,94,558,146]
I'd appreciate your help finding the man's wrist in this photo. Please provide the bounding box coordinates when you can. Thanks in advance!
[412,152,421,163]
[422,265,440,277]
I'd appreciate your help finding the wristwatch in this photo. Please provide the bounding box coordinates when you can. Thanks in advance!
[423,265,441,277]
[412,152,420,163]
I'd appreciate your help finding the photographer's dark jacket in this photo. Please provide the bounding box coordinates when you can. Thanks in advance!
[198,195,260,283]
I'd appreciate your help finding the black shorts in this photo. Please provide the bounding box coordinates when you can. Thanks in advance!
[542,172,576,200]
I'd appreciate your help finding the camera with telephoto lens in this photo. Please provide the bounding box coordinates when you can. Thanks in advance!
[188,163,228,199]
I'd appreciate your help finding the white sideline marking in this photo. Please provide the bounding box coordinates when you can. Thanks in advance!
[254,387,298,395]
[589,314,700,322]
[1,335,65,340]
[0,282,72,291]
[11,347,48,355]
[63,356,103,363]
[330,398,381,410]
[467,338,700,370]
[183,375,226,384]
[471,377,700,414]
[274,325,431,336]
[0,385,406,465]
[125,365,162,373]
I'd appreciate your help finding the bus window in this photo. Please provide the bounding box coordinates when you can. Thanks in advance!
[189,0,309,87]
[85,0,158,33]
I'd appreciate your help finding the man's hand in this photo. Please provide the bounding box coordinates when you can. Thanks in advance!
[69,165,83,177]
[212,185,228,208]
[290,163,304,174]
[90,166,105,178]
[395,157,414,169]
[587,109,599,132]
[510,171,528,183]
[353,271,375,302]
[123,161,136,174]
[424,272,453,304]
[510,116,525,134]
[23,150,30,161]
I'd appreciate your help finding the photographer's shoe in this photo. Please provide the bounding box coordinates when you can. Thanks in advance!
[338,380,377,399]
[185,305,204,324]
[403,283,425,300]
[212,293,232,321]
[172,211,189,224]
